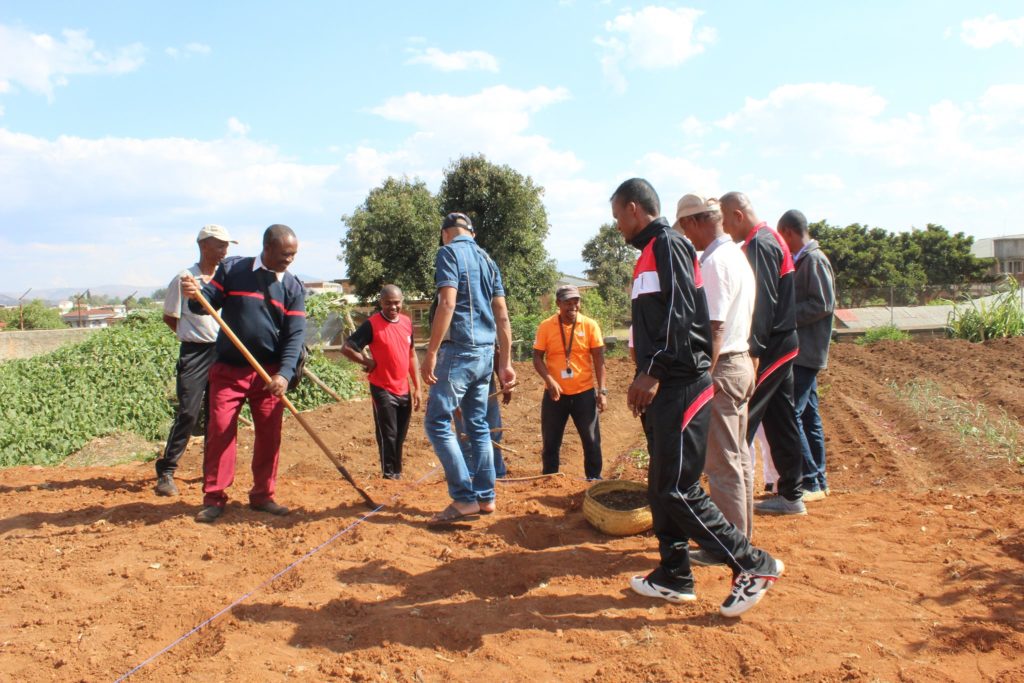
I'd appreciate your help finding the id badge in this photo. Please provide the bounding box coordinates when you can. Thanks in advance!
[561,368,574,379]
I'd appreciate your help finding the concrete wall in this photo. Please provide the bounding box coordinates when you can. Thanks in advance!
[0,328,96,361]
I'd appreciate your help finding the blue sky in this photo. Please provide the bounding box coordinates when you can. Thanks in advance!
[1,1,1023,294]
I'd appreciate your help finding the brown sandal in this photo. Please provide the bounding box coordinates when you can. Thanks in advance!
[427,503,480,526]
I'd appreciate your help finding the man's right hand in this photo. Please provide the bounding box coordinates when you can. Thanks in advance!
[545,375,562,401]
[362,357,377,373]
[180,273,201,301]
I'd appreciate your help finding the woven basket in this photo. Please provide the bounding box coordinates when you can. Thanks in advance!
[583,479,652,536]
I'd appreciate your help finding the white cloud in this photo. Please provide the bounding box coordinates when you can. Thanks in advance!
[405,47,499,72]
[596,6,715,93]
[0,126,349,289]
[803,174,846,191]
[227,116,250,136]
[960,14,1024,48]
[0,24,144,100]
[166,42,211,59]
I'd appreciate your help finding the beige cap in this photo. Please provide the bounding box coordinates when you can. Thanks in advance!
[196,224,238,243]
[674,194,720,225]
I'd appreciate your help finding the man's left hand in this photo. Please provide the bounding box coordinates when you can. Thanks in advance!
[626,373,659,418]
[413,390,422,412]
[267,374,288,397]
[597,392,608,413]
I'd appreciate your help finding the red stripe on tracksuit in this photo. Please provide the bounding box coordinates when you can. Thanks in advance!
[755,348,799,388]
[681,383,715,431]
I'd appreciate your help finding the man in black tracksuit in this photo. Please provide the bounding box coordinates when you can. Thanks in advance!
[612,178,783,618]
[720,191,807,516]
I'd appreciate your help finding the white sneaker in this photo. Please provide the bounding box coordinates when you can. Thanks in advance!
[720,558,784,617]
[629,572,696,603]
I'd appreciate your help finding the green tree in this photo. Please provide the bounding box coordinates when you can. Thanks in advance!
[0,300,68,330]
[340,176,439,302]
[902,224,991,285]
[813,221,924,306]
[150,287,169,301]
[437,155,558,315]
[581,222,634,325]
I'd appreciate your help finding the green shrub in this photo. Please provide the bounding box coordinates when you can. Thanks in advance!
[947,277,1024,342]
[855,324,910,345]
[0,309,361,467]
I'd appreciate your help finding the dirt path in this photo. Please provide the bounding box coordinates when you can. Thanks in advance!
[2,342,1023,682]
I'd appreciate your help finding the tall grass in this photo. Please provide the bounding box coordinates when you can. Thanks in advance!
[947,276,1024,342]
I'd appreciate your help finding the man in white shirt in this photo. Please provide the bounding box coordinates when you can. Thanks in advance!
[153,224,235,496]
[674,194,757,561]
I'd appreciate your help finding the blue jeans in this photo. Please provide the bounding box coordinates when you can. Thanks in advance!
[793,365,828,492]
[454,374,506,478]
[425,344,496,503]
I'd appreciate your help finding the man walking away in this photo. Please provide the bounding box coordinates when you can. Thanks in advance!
[613,178,783,617]
[182,224,305,523]
[154,224,235,496]
[777,209,835,502]
[674,194,757,554]
[533,284,607,480]
[343,284,421,479]
[720,192,807,517]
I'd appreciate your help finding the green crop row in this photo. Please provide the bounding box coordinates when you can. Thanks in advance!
[0,309,362,467]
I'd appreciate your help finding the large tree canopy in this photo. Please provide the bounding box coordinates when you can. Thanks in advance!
[812,220,992,306]
[340,177,439,302]
[581,222,634,323]
[437,155,558,315]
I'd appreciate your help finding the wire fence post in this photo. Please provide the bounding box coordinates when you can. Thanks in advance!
[890,285,895,326]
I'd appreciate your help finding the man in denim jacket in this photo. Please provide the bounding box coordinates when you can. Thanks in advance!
[421,212,515,524]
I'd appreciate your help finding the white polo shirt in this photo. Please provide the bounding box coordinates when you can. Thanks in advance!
[163,264,220,343]
[700,235,755,355]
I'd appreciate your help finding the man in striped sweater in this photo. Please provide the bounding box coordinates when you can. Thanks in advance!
[182,224,306,523]
[720,192,807,516]
[613,178,783,617]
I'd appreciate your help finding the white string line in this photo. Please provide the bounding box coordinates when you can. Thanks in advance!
[113,466,439,682]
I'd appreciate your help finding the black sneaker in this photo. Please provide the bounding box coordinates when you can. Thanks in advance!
[154,474,178,497]
[720,558,784,617]
[629,569,696,603]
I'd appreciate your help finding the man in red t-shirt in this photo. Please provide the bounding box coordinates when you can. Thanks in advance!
[343,285,421,479]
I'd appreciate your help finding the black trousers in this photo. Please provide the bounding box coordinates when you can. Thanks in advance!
[643,375,775,586]
[746,354,805,501]
[540,389,603,479]
[370,383,412,478]
[155,341,217,477]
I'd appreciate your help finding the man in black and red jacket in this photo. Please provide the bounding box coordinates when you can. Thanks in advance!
[182,224,306,523]
[613,178,783,618]
[720,192,807,516]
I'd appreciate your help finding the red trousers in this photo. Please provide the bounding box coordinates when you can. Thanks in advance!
[203,361,284,507]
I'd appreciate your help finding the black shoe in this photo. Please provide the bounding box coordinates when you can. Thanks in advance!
[250,500,290,516]
[154,474,178,497]
[382,472,402,480]
[195,505,223,523]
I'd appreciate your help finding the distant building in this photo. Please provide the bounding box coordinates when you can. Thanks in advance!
[62,306,126,329]
[972,235,1024,278]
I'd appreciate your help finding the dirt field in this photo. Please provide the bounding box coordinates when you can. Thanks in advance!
[2,339,1023,682]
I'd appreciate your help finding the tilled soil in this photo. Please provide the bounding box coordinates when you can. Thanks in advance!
[2,340,1023,682]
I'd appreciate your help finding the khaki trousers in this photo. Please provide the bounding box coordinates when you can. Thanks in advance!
[704,352,756,538]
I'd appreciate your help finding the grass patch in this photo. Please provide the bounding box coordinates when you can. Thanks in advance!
[947,276,1024,342]
[889,380,1022,467]
[856,325,910,345]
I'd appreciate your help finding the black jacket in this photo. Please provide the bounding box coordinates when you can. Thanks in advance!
[629,218,712,383]
[743,224,798,362]
[793,240,835,370]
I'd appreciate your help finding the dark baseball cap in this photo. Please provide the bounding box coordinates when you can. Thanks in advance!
[441,212,474,231]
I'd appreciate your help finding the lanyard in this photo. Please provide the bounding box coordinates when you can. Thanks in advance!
[559,319,578,370]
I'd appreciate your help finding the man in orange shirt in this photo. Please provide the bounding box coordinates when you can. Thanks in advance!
[532,285,607,480]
